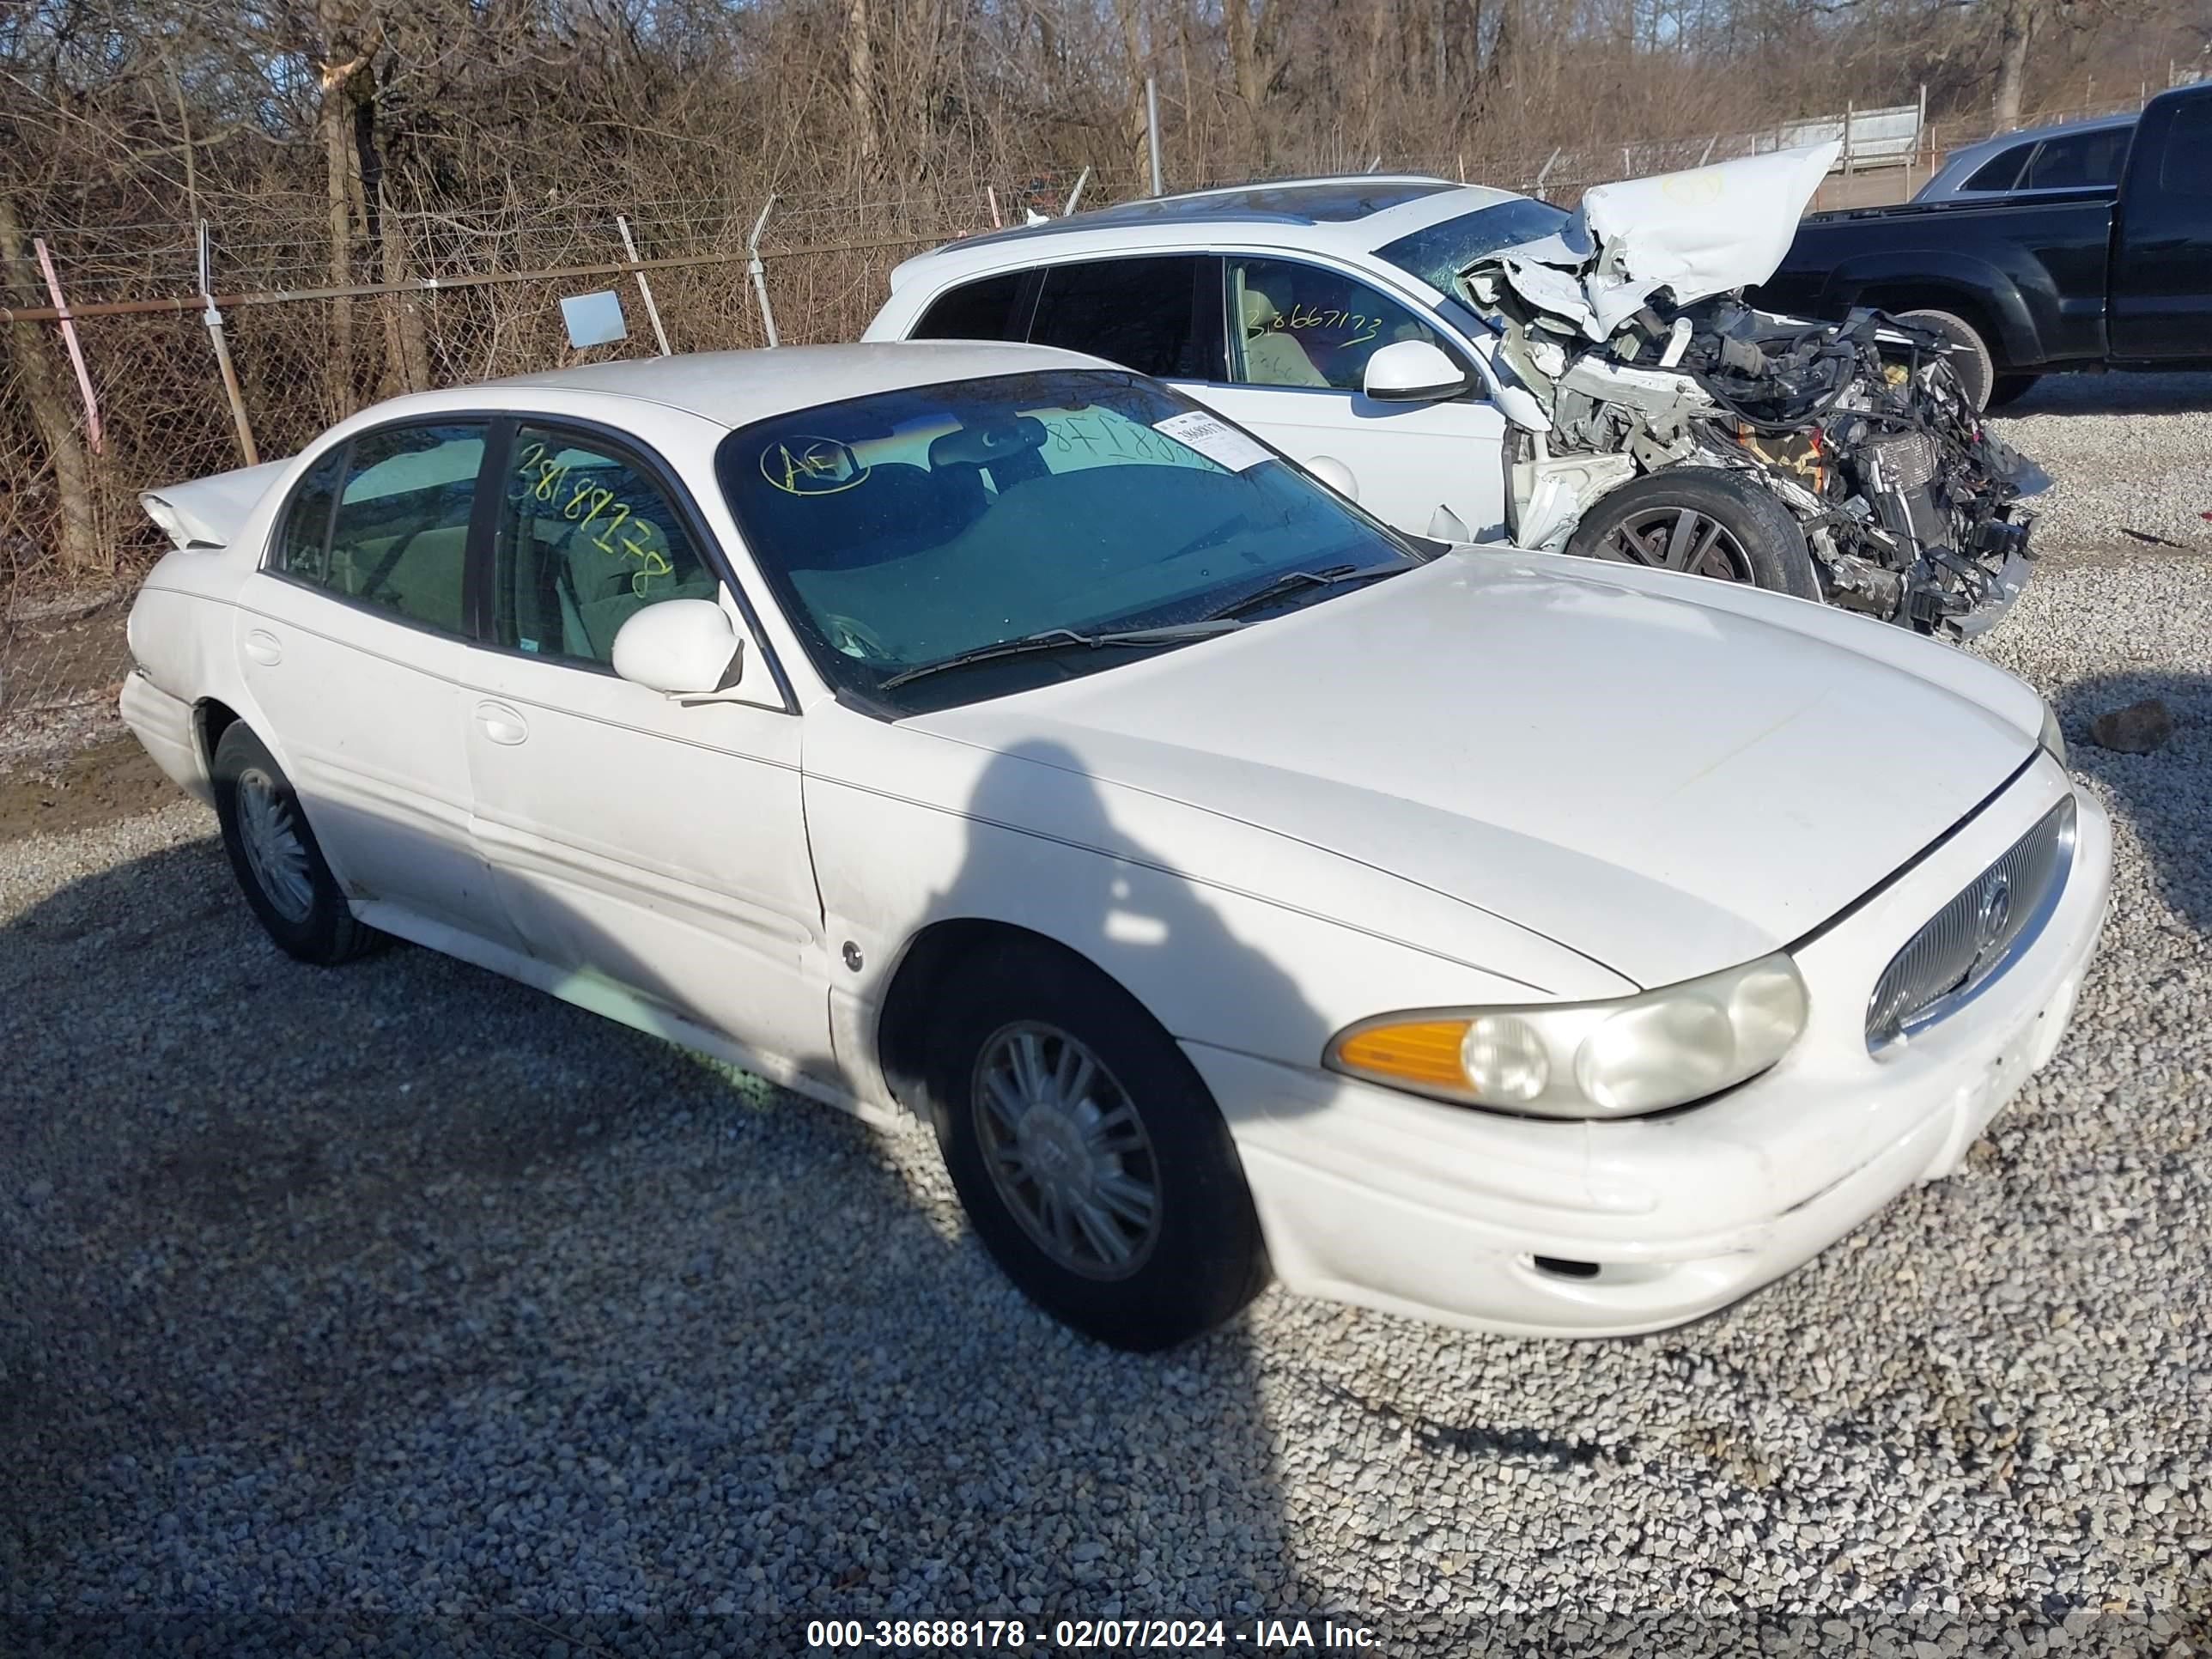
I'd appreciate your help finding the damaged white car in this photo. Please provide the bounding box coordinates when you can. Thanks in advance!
[866,149,2048,635]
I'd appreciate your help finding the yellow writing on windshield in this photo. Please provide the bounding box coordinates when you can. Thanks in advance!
[762,436,870,495]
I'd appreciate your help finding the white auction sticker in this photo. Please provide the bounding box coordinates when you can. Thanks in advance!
[1152,410,1275,472]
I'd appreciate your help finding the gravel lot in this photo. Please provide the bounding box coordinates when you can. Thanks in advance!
[4,378,2210,1657]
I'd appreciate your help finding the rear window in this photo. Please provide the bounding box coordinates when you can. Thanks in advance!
[1026,257,1212,380]
[2023,128,2130,190]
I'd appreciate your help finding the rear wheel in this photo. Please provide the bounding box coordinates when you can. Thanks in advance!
[1893,307,1997,410]
[921,939,1267,1352]
[212,723,385,965]
[1565,469,1820,601]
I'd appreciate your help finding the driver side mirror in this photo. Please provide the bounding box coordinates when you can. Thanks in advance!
[611,599,744,696]
[1362,338,1473,403]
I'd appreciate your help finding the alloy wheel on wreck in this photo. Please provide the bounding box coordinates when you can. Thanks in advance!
[1593,506,1756,583]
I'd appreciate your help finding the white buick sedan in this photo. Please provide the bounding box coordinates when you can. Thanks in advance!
[121,343,2110,1352]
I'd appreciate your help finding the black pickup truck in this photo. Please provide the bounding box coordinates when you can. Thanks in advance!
[1757,82,2212,408]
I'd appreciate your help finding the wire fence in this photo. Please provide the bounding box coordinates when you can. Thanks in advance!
[0,89,2172,767]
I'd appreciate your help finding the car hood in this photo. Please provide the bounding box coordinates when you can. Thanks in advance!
[1469,143,1840,338]
[910,552,2040,989]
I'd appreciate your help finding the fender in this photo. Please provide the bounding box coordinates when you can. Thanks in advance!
[1813,248,2054,368]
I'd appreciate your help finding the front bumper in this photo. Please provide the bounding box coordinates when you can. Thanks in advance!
[1188,756,2112,1338]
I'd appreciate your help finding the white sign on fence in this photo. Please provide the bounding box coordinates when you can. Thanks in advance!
[1771,102,1923,168]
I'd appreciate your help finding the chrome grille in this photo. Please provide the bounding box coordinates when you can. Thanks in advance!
[1865,797,2076,1051]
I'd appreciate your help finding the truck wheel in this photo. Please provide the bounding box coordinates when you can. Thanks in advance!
[1893,308,1996,410]
[921,938,1267,1352]
[1985,374,2039,410]
[1565,469,1820,602]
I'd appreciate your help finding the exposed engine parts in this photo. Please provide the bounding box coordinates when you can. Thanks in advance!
[1468,278,2048,636]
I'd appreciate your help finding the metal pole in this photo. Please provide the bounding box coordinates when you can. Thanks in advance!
[746,195,780,349]
[1532,146,1562,198]
[1146,77,1164,197]
[1062,166,1091,216]
[32,238,102,455]
[1844,100,1855,177]
[198,222,257,465]
[617,216,672,356]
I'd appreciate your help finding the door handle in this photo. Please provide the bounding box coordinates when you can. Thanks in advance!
[474,701,529,746]
[243,629,283,666]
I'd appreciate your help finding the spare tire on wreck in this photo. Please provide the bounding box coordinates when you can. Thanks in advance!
[1563,468,1823,602]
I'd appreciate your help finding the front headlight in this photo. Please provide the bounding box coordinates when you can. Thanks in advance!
[2038,700,2069,769]
[1327,952,1809,1120]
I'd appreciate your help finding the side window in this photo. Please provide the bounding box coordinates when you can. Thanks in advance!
[1962,143,2032,192]
[273,448,345,580]
[911,271,1030,341]
[317,422,486,634]
[1027,256,1211,379]
[2025,130,2129,190]
[494,425,720,666]
[1227,256,1452,393]
[2160,100,2212,197]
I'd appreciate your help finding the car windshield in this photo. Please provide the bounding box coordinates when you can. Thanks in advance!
[717,369,1420,713]
[1375,198,1572,295]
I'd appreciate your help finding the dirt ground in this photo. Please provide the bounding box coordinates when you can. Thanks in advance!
[0,735,187,843]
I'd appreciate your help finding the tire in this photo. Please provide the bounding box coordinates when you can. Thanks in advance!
[921,939,1267,1352]
[1565,468,1820,602]
[1893,307,1996,410]
[211,722,385,965]
[1984,373,2039,410]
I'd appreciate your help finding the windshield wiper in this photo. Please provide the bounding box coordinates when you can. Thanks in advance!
[878,621,1242,691]
[1200,561,1407,623]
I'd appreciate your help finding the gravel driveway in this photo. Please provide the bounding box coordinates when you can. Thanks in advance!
[4,379,2210,1657]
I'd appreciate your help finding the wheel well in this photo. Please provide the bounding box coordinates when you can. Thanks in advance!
[193,697,243,775]
[875,919,1118,1110]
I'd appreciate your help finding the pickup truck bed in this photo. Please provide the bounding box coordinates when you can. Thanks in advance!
[1757,82,2212,394]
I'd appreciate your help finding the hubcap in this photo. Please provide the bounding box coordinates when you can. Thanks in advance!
[1595,506,1754,583]
[971,1022,1161,1280]
[235,767,314,923]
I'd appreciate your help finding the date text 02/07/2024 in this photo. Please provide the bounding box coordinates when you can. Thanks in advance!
[803,1616,1382,1650]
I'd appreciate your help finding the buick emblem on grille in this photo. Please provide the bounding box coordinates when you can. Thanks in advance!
[1971,871,2014,973]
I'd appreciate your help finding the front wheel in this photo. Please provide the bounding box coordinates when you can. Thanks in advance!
[922,939,1267,1352]
[1565,469,1820,601]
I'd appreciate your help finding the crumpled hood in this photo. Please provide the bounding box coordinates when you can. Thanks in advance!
[913,552,2040,989]
[1469,143,1840,338]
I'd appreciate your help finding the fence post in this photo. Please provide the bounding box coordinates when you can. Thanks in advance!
[1844,101,1855,177]
[32,239,102,456]
[1146,77,1165,197]
[1532,147,1561,199]
[617,215,672,356]
[746,195,780,349]
[197,222,258,466]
